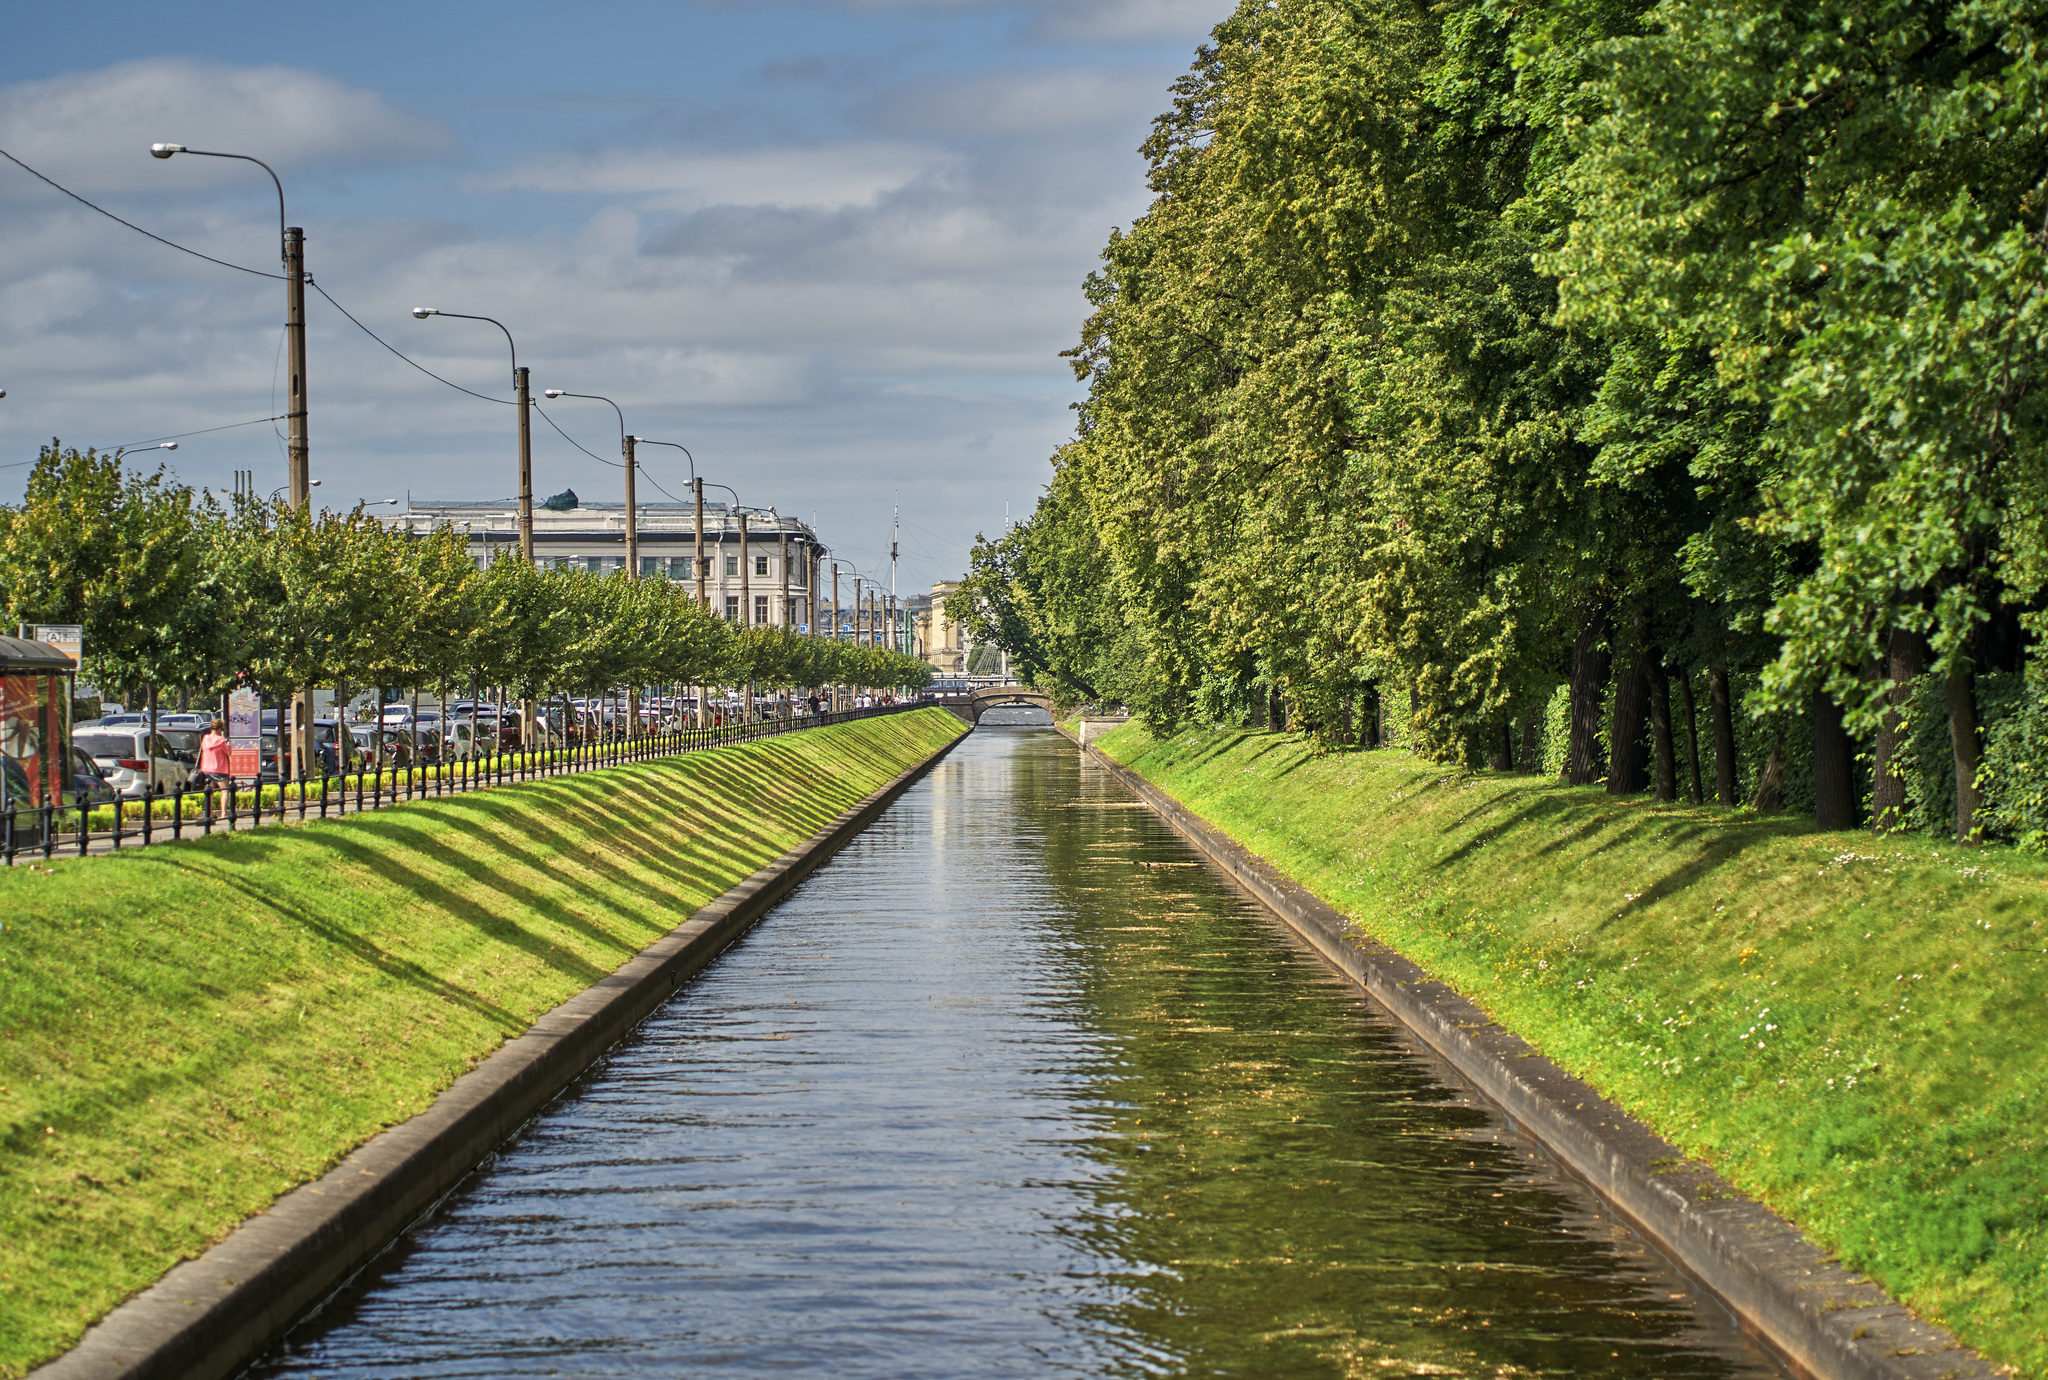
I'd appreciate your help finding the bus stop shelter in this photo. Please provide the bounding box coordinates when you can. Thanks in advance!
[0,634,76,819]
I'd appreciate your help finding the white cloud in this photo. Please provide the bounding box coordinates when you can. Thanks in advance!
[1027,0,1235,42]
[0,58,453,194]
[467,143,955,212]
[861,66,1164,137]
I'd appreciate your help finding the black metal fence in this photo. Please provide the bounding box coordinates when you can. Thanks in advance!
[2,701,923,867]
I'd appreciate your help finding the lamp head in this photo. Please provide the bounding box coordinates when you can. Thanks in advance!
[149,143,184,159]
[309,478,321,487]
[410,307,437,319]
[543,389,563,399]
[161,441,178,451]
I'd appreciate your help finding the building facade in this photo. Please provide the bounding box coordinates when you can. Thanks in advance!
[921,579,967,675]
[382,500,826,627]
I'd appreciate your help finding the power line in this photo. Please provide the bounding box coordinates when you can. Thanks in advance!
[309,281,514,406]
[0,146,285,280]
[533,404,624,467]
[0,146,519,412]
[115,415,288,449]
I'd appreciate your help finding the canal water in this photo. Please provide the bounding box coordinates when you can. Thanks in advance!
[253,726,1783,1379]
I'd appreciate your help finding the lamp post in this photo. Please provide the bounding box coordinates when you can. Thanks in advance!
[542,390,638,577]
[411,309,532,561]
[150,145,309,511]
[635,437,699,604]
[269,479,320,503]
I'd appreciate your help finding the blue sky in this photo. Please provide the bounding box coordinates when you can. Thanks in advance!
[0,0,1233,591]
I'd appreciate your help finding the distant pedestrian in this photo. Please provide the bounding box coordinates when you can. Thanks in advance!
[194,720,231,793]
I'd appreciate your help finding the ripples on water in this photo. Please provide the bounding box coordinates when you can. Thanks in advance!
[253,727,1784,1379]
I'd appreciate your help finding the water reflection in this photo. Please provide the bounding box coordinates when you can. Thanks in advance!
[253,729,1782,1379]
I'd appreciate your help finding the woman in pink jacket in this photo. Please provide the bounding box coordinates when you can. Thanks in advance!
[194,719,232,792]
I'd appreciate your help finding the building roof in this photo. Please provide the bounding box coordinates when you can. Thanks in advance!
[376,501,823,546]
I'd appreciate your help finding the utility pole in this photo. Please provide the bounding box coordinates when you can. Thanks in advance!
[623,433,638,577]
[515,366,534,561]
[693,478,708,605]
[285,227,310,508]
[780,531,790,629]
[831,562,841,711]
[694,478,707,726]
[283,227,315,781]
[739,510,751,721]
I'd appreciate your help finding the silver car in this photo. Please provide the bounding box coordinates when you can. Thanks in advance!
[72,728,193,798]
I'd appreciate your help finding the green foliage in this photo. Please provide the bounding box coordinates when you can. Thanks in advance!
[958,0,2048,840]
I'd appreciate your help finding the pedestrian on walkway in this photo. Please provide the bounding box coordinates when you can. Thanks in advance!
[194,720,231,805]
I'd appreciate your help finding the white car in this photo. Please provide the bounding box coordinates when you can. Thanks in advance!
[72,728,193,798]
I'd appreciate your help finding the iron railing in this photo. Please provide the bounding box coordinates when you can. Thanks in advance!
[2,701,922,866]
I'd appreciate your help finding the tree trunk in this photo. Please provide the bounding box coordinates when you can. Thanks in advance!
[1365,687,1381,748]
[1648,661,1677,802]
[1709,663,1737,806]
[1608,656,1651,795]
[1752,724,1786,811]
[1948,664,1982,843]
[1272,685,1287,732]
[1811,688,1857,830]
[1566,624,1610,785]
[1487,722,1512,772]
[1250,685,1267,729]
[1518,700,1542,773]
[1679,671,1703,804]
[1872,628,1925,833]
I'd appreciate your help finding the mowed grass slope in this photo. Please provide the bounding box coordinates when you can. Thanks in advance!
[1098,723,2048,1376]
[0,709,964,1377]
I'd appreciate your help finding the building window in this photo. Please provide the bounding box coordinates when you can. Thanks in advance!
[754,555,769,577]
[724,595,740,622]
[668,556,690,579]
[792,561,807,588]
[585,556,603,573]
[754,594,769,625]
[725,555,740,577]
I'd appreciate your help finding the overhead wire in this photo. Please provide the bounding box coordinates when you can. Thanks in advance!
[0,146,286,280]
[308,281,514,406]
[1,147,520,410]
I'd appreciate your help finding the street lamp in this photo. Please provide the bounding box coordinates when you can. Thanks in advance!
[412,308,533,561]
[114,441,178,454]
[636,438,702,606]
[149,144,310,512]
[541,390,639,577]
[270,479,320,503]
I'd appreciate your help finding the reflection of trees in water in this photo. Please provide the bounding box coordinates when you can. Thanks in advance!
[1003,733,1765,1379]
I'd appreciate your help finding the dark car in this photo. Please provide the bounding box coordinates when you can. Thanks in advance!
[71,747,116,805]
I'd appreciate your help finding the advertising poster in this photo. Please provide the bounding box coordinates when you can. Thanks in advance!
[0,671,65,810]
[228,687,262,778]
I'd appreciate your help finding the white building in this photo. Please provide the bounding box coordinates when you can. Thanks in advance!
[382,499,826,628]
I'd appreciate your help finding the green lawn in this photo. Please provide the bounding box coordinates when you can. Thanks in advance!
[0,709,964,1377]
[1097,723,2048,1377]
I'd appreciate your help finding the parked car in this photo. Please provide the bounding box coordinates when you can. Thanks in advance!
[71,727,191,798]
[159,728,205,767]
[70,747,116,805]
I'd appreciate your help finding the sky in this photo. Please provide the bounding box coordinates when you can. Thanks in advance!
[0,0,1235,594]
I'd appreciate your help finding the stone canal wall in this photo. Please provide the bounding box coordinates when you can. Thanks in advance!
[1072,725,2002,1380]
[5,710,967,1380]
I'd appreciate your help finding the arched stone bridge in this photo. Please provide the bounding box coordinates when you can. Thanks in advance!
[924,683,1057,726]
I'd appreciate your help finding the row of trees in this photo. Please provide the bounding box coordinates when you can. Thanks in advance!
[1,444,932,730]
[951,0,2048,845]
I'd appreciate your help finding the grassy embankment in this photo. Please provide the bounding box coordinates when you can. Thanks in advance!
[1096,722,2048,1376]
[0,708,964,1377]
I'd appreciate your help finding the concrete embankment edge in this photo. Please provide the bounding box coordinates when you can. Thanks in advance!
[1074,734,1994,1380]
[34,723,968,1380]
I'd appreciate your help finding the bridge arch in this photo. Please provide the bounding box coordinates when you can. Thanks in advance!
[924,684,1058,726]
